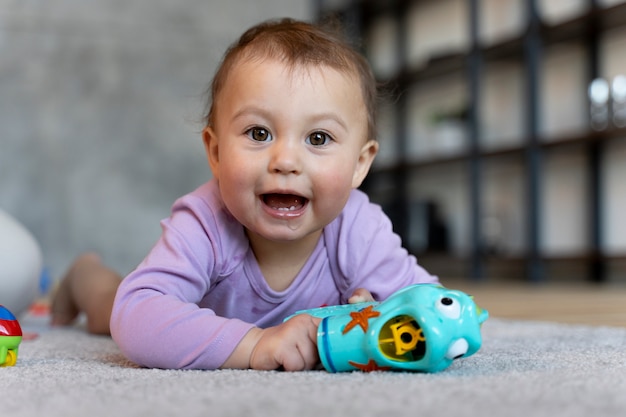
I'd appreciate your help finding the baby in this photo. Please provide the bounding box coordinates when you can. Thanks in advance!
[52,18,439,371]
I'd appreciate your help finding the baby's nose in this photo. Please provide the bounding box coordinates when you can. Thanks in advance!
[268,140,302,174]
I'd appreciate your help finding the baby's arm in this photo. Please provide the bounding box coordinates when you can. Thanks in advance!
[225,288,373,370]
[222,314,321,371]
[331,190,440,302]
[222,288,369,371]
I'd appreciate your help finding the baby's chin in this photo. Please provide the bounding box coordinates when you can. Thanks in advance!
[244,223,323,245]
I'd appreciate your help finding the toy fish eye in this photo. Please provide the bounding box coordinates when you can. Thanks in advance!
[436,296,461,319]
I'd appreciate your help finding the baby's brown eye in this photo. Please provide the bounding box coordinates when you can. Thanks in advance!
[307,131,330,146]
[247,127,271,142]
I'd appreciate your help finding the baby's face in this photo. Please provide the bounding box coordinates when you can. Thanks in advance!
[204,57,377,245]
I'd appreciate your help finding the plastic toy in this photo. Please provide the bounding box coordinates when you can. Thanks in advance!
[0,305,23,367]
[286,284,488,373]
[0,209,43,316]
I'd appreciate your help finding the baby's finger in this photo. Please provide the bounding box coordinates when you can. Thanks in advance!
[301,319,321,369]
[281,350,308,371]
[348,288,375,304]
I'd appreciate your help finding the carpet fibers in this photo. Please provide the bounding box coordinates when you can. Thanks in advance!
[3,318,626,417]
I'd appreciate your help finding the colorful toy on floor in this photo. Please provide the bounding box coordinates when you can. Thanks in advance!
[0,209,43,317]
[286,284,488,373]
[0,305,23,367]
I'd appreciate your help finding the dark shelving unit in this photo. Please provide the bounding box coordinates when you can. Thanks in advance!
[316,0,626,282]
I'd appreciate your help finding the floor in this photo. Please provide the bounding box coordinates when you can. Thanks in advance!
[31,280,626,330]
[448,280,626,328]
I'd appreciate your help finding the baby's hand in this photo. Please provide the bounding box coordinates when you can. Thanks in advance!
[348,288,375,304]
[249,314,321,371]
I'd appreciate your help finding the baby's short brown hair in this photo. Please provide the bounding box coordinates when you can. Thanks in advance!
[204,18,378,142]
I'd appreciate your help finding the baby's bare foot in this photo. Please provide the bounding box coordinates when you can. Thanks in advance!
[50,253,101,326]
[51,276,79,326]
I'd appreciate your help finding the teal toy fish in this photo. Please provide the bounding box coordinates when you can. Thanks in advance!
[286,284,488,373]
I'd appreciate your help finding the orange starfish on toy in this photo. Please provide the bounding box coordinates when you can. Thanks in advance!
[349,359,391,372]
[342,305,380,334]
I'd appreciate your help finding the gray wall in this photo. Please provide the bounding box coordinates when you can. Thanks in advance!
[1,1,313,279]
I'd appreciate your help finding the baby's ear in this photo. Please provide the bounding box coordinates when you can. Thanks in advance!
[202,127,220,178]
[352,140,378,188]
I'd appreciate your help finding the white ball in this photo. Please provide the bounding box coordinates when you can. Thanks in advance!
[0,209,42,317]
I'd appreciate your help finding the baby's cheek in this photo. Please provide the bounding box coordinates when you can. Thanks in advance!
[314,183,352,218]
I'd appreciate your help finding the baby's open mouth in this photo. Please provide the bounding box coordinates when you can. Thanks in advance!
[262,193,308,211]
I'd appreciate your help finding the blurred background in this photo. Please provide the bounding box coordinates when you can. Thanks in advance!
[320,0,626,285]
[2,0,626,291]
[1,0,312,279]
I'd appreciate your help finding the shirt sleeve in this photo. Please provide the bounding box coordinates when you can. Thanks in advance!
[327,189,440,304]
[110,189,256,370]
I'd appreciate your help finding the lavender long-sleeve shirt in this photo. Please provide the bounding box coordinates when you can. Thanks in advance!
[110,179,438,369]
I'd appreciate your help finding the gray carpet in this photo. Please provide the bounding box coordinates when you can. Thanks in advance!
[3,317,626,417]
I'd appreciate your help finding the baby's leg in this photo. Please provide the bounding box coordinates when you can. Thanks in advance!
[51,253,121,335]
